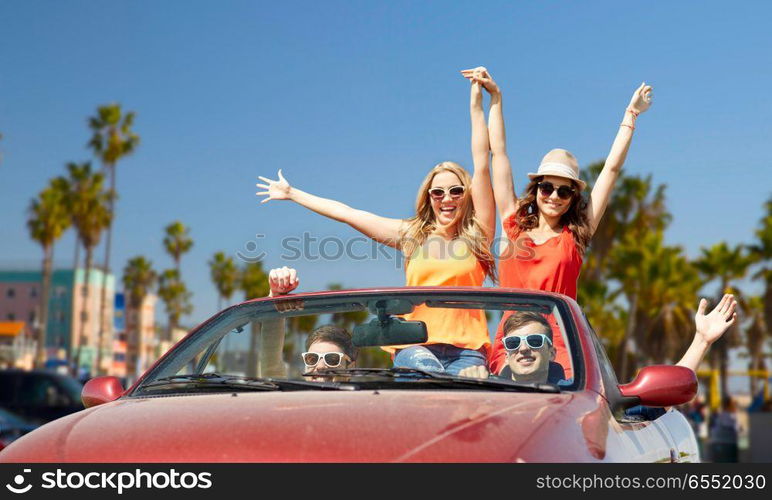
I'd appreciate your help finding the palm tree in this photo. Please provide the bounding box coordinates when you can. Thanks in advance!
[122,256,157,377]
[608,230,700,380]
[577,279,626,356]
[62,162,112,372]
[743,296,769,395]
[157,269,193,341]
[578,164,673,377]
[88,104,139,375]
[580,163,671,283]
[27,178,71,368]
[163,221,193,275]
[693,242,754,398]
[635,246,701,365]
[749,196,772,338]
[123,257,158,309]
[240,261,270,377]
[209,252,239,310]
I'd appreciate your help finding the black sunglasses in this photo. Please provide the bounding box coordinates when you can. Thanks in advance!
[537,181,576,200]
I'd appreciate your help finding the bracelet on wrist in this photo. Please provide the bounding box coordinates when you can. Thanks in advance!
[620,123,635,131]
[626,107,640,118]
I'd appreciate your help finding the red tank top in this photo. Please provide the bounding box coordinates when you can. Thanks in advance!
[489,215,583,377]
[499,217,582,298]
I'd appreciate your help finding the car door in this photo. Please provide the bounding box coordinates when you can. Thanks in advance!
[585,324,678,462]
[652,409,700,462]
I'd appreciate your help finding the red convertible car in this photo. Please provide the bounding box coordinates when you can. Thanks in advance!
[0,288,698,462]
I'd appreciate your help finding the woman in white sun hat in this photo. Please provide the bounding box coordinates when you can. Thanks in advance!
[461,67,652,375]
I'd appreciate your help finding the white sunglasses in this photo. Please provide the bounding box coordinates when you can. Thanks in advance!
[301,351,346,368]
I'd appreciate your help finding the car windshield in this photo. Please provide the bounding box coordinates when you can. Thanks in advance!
[132,290,581,395]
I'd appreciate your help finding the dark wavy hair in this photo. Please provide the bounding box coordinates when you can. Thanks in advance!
[513,176,592,255]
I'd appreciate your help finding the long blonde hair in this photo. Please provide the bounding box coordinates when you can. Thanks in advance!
[399,162,497,283]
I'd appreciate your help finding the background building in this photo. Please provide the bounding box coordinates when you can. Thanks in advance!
[116,291,158,380]
[0,268,114,373]
[0,321,35,369]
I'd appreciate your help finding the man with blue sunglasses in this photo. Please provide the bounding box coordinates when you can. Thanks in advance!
[459,311,563,384]
[460,295,737,389]
[497,312,562,384]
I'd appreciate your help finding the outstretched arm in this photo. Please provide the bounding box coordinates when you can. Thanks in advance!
[466,71,495,242]
[676,294,737,372]
[462,68,517,224]
[588,83,652,235]
[257,170,404,248]
[259,267,301,378]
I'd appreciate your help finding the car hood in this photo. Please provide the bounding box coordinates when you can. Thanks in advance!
[0,389,592,462]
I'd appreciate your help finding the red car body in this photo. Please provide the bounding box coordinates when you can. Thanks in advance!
[0,288,699,463]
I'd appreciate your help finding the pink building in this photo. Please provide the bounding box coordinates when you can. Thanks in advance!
[0,268,114,372]
[124,293,158,379]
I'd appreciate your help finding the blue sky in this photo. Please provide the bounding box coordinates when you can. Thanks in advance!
[1,0,770,329]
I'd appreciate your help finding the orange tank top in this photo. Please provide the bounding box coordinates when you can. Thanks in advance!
[384,240,490,352]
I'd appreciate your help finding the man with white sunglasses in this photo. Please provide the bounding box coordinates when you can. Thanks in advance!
[261,266,358,378]
[301,325,358,376]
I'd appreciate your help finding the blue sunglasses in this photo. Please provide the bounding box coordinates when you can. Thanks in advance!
[502,333,552,352]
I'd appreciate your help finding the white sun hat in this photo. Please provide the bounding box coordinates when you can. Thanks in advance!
[527,148,587,191]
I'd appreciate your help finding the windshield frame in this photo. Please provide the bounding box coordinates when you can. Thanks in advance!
[128,288,585,396]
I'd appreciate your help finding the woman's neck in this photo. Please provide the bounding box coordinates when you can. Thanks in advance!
[432,223,458,240]
[536,213,562,232]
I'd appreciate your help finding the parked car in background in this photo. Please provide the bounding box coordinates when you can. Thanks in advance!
[0,407,37,451]
[0,288,699,462]
[0,370,84,425]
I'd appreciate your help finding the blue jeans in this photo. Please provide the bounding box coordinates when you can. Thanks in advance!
[393,344,487,376]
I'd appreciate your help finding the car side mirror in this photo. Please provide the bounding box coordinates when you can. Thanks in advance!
[618,365,697,408]
[82,376,124,408]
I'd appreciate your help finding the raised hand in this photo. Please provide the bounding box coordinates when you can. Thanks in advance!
[460,66,500,95]
[628,82,653,114]
[256,169,292,204]
[695,294,737,346]
[268,266,299,296]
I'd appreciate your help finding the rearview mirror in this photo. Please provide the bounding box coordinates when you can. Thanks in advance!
[618,365,697,408]
[353,316,428,347]
[82,376,124,408]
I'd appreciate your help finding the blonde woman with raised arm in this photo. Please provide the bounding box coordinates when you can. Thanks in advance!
[257,81,497,374]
